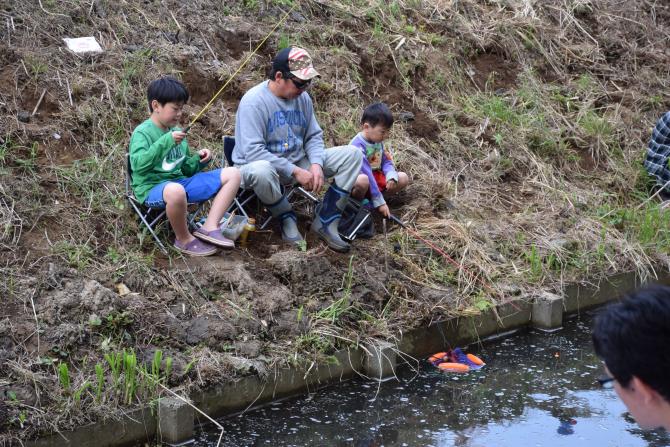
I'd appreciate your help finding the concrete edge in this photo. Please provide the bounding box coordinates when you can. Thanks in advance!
[27,269,670,446]
[26,407,156,447]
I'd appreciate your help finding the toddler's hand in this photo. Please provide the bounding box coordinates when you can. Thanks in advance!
[172,131,186,145]
[378,203,391,218]
[199,149,212,163]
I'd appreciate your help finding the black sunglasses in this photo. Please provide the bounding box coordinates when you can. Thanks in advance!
[597,376,615,389]
[290,77,311,90]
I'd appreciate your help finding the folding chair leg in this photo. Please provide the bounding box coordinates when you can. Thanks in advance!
[187,203,205,230]
[129,198,168,255]
[148,212,165,228]
[341,211,371,242]
[145,222,169,254]
[260,186,320,230]
[226,189,255,223]
[229,197,249,219]
[295,187,319,203]
[259,213,273,230]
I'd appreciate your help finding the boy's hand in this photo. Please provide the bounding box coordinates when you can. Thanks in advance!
[378,203,391,218]
[172,131,186,145]
[198,149,212,163]
[386,179,398,193]
[293,166,313,190]
[309,164,324,193]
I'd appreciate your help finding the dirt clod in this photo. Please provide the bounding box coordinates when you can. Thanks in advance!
[268,250,342,295]
[184,316,238,346]
[233,340,262,358]
[17,111,30,123]
[39,279,126,325]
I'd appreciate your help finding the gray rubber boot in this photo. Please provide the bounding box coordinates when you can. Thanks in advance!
[280,214,303,243]
[311,210,350,252]
[266,196,304,244]
[310,184,350,253]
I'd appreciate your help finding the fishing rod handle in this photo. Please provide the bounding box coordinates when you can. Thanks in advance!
[389,214,405,227]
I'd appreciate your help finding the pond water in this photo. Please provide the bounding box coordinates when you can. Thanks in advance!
[196,313,670,446]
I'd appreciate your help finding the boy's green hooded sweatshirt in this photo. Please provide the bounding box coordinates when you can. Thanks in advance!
[129,119,204,203]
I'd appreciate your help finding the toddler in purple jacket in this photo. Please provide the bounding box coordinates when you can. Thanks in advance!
[350,103,410,217]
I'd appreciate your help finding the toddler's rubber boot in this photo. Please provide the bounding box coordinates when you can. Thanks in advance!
[311,184,350,253]
[266,196,303,244]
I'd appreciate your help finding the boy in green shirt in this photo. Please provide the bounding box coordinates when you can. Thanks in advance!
[129,76,241,256]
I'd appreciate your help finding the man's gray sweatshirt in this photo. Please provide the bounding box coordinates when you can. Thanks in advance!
[233,80,325,178]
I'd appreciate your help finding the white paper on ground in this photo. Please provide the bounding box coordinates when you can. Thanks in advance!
[63,36,103,54]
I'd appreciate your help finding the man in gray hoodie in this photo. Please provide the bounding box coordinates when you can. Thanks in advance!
[233,46,362,252]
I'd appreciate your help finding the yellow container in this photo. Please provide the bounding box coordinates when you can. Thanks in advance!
[239,218,256,247]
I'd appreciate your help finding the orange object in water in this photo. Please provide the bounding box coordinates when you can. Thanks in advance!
[438,362,470,373]
[466,353,484,366]
[428,352,448,363]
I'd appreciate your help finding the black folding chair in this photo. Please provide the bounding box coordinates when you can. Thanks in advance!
[338,197,373,242]
[222,136,319,229]
[125,153,205,254]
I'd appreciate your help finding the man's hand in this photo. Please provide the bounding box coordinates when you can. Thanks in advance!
[198,149,212,163]
[172,131,186,145]
[378,203,391,218]
[309,163,324,193]
[293,166,314,190]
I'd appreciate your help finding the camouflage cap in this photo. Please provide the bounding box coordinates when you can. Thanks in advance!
[272,46,320,81]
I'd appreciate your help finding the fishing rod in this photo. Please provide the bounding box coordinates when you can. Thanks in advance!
[182,3,295,134]
[388,214,499,297]
[388,214,468,273]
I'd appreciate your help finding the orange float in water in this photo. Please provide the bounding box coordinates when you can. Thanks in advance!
[438,362,470,373]
[428,352,448,364]
[466,353,485,366]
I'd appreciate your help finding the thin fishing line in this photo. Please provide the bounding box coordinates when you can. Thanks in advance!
[186,3,296,131]
[390,215,499,297]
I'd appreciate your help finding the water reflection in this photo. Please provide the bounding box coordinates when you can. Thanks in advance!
[196,314,670,446]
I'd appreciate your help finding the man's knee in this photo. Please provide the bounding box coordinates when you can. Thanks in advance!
[163,183,186,203]
[242,160,279,188]
[344,145,363,168]
[325,145,363,175]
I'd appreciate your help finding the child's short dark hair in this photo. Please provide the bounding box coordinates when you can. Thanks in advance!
[147,76,189,112]
[361,102,394,128]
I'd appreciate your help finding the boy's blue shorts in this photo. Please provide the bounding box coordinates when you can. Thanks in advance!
[144,169,222,208]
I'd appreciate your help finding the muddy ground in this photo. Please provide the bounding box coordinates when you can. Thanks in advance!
[2,0,670,442]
